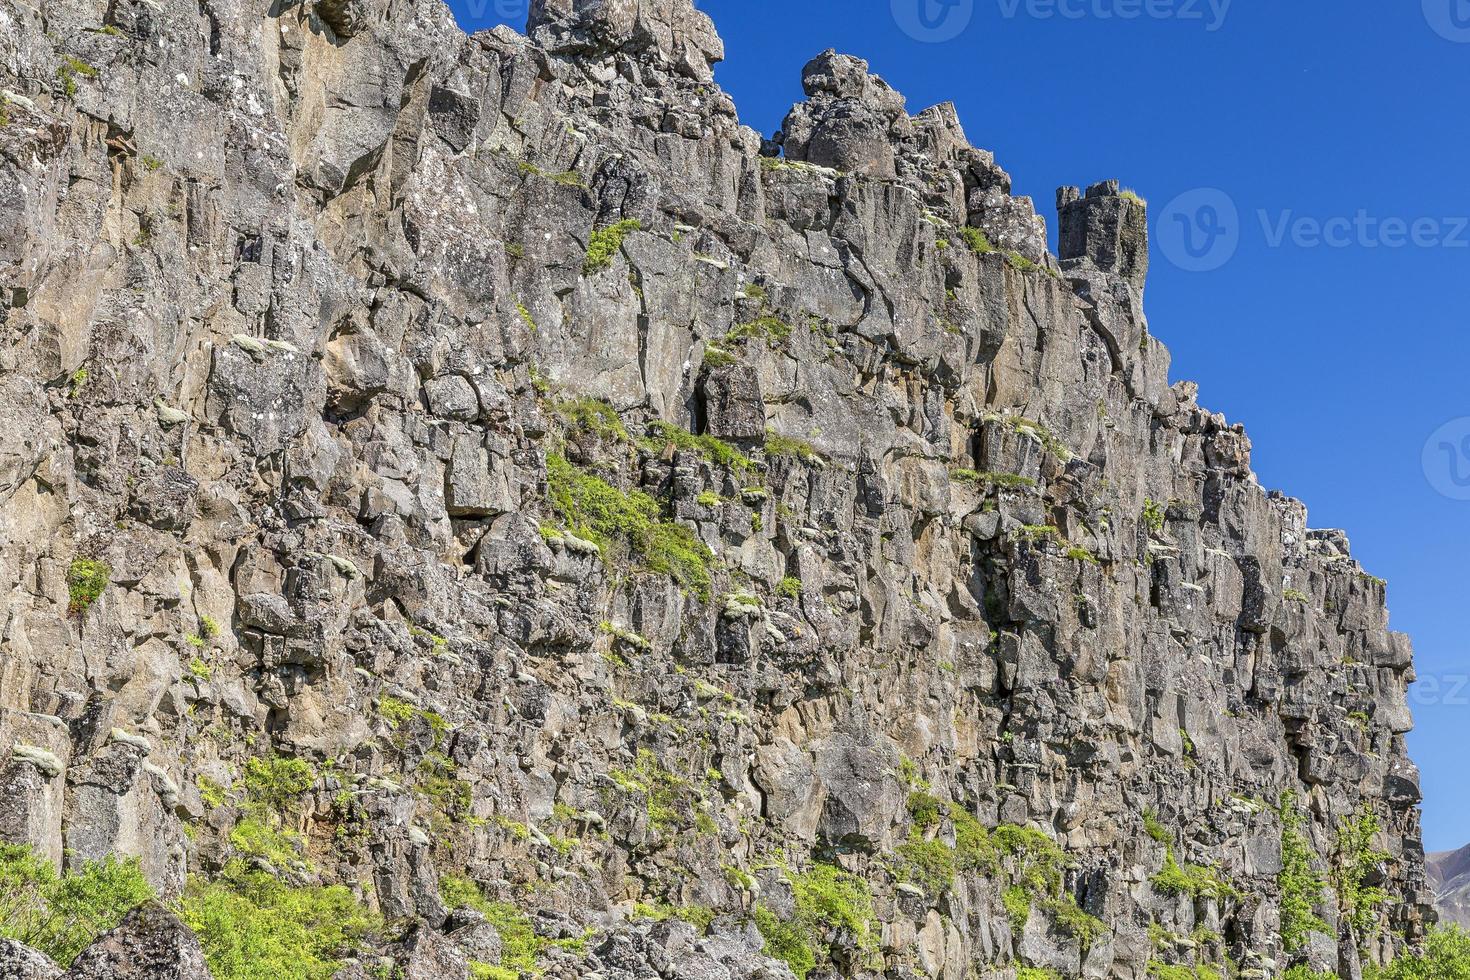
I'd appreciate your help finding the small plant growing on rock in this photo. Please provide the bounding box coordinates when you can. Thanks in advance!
[582,218,642,274]
[777,576,802,600]
[958,226,996,255]
[1278,791,1329,953]
[753,864,880,980]
[56,56,98,98]
[67,558,110,615]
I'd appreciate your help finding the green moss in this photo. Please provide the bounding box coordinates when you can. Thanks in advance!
[609,749,695,834]
[554,397,628,442]
[439,876,541,976]
[1285,588,1310,603]
[642,420,750,470]
[0,842,154,966]
[776,576,802,600]
[950,804,1000,873]
[632,902,715,932]
[545,454,713,600]
[200,615,222,638]
[1120,188,1148,205]
[1150,847,1237,900]
[1002,884,1031,932]
[702,345,738,368]
[896,833,956,896]
[68,368,89,397]
[753,864,879,980]
[725,315,792,350]
[181,859,378,980]
[1279,791,1329,953]
[1017,970,1062,980]
[958,226,996,255]
[583,218,643,274]
[469,964,517,980]
[950,469,1037,489]
[67,558,111,615]
[188,657,213,681]
[1066,545,1100,564]
[1144,809,1172,845]
[763,431,824,465]
[517,160,586,188]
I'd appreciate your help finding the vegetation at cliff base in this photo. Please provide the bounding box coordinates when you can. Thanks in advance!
[179,860,379,980]
[0,843,153,966]
[1366,925,1470,979]
[1279,791,1329,953]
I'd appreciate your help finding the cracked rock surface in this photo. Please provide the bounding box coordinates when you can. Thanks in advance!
[0,0,1428,978]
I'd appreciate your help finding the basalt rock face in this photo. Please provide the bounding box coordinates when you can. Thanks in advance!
[0,1,1429,978]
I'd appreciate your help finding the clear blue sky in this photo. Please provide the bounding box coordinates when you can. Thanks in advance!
[449,0,1470,852]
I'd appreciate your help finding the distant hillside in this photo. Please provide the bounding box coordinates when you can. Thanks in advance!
[1429,845,1470,927]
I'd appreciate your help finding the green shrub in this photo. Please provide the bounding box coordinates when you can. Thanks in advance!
[950,804,999,872]
[1142,497,1166,535]
[67,558,111,615]
[242,757,315,813]
[546,454,713,600]
[1367,925,1470,979]
[958,226,996,255]
[1279,791,1329,953]
[1334,803,1390,941]
[907,791,944,830]
[776,576,802,600]
[0,843,153,966]
[228,818,305,869]
[180,860,378,980]
[1144,809,1172,844]
[1285,588,1310,604]
[583,219,642,274]
[753,864,879,980]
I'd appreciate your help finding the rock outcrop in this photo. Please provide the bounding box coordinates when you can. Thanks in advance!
[1428,844,1470,928]
[0,0,1428,978]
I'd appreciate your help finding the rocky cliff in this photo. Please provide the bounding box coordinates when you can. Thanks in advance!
[0,0,1431,978]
